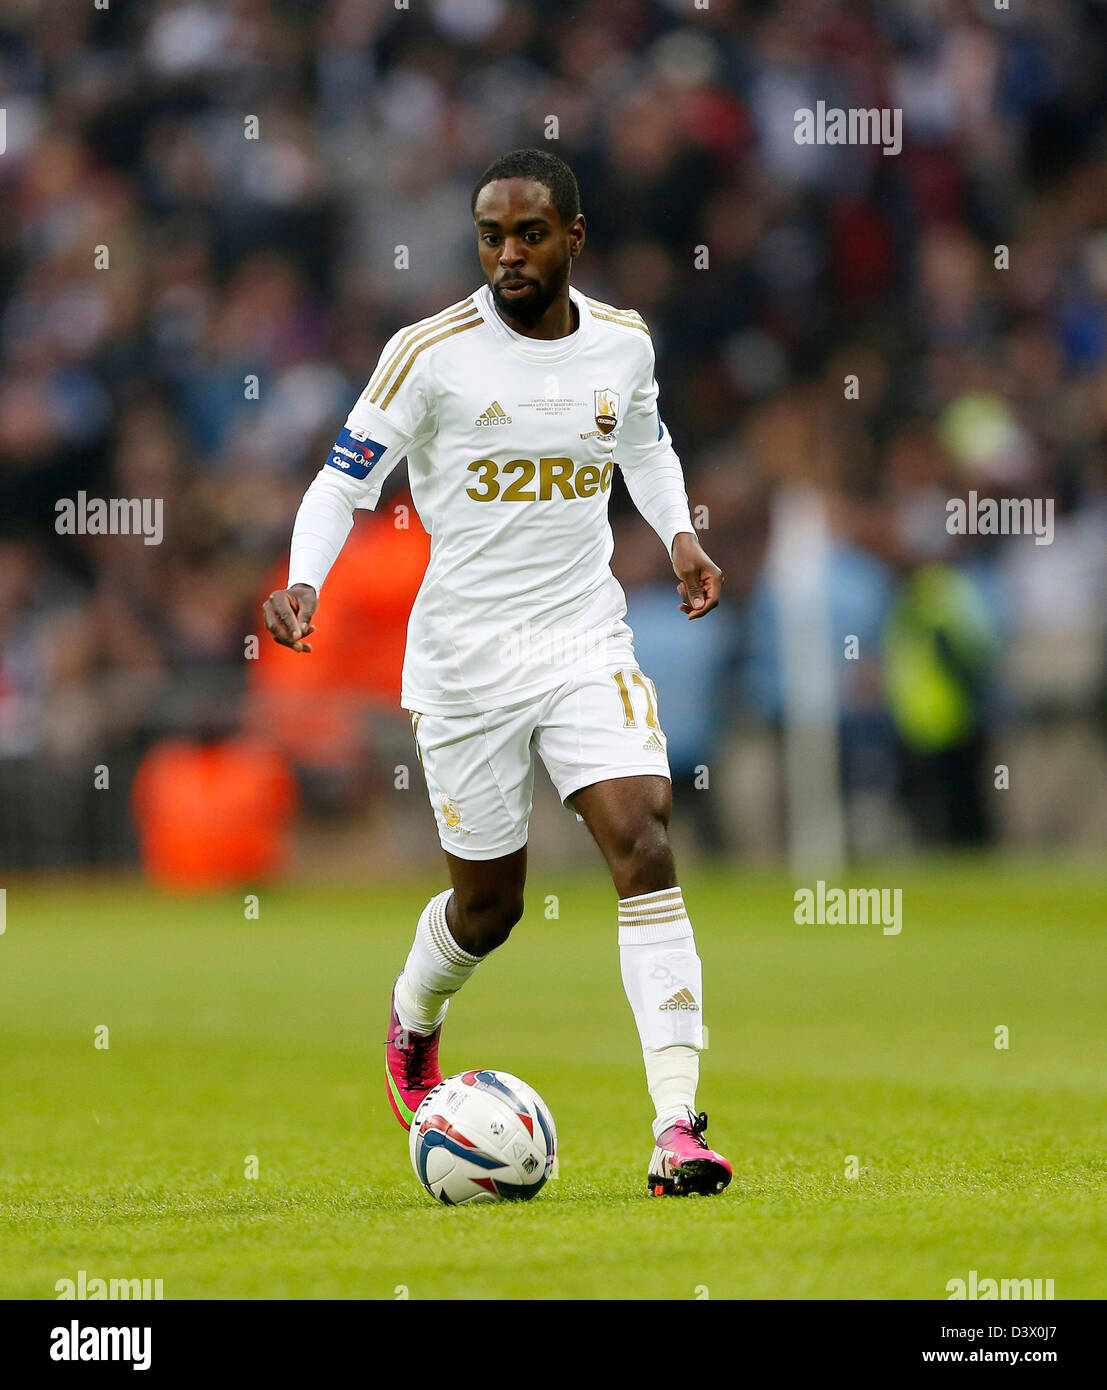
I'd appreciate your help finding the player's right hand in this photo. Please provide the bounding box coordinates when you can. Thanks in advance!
[263,583,318,653]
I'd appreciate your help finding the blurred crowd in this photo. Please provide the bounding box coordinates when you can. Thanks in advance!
[2,0,1107,872]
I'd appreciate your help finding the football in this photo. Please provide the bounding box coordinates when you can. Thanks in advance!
[409,1069,556,1205]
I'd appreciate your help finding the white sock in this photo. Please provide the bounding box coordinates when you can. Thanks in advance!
[618,886,703,1132]
[395,889,482,1034]
[646,1047,700,1141]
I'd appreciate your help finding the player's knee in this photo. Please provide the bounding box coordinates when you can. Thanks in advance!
[453,887,524,955]
[610,811,675,898]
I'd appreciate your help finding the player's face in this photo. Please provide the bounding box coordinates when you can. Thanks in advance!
[475,178,584,326]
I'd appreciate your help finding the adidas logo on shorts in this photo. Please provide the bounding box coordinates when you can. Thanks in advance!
[659,988,699,1012]
[642,731,664,753]
[476,400,511,426]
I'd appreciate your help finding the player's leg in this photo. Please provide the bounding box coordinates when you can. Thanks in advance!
[386,703,534,1129]
[442,845,528,955]
[570,773,700,1121]
[570,774,730,1195]
[536,662,730,1194]
[567,772,676,899]
[394,844,527,1036]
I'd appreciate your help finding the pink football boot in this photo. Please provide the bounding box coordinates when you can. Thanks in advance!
[385,978,443,1131]
[648,1110,732,1197]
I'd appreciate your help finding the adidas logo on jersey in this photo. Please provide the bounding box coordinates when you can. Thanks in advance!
[476,401,511,426]
[642,731,665,753]
[659,988,699,1012]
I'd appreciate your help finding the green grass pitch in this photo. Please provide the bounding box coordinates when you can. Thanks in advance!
[1,862,1103,1300]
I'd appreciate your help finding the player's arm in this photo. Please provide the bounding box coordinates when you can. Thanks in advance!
[264,336,433,653]
[671,530,723,619]
[614,338,724,621]
[264,582,319,654]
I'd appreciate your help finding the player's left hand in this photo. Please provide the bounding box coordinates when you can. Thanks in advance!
[671,532,724,620]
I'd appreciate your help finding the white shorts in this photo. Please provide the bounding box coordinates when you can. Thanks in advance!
[407,661,671,860]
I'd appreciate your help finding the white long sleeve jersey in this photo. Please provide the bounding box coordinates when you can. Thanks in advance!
[289,283,695,715]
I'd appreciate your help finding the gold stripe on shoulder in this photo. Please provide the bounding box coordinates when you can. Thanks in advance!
[366,298,475,402]
[588,308,651,335]
[379,316,482,409]
[364,298,475,404]
[585,296,647,325]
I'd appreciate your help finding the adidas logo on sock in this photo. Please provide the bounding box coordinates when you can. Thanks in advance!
[642,731,664,752]
[475,400,511,426]
[659,988,699,1012]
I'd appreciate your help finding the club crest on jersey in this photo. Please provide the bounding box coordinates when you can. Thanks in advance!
[593,388,619,435]
[326,425,387,480]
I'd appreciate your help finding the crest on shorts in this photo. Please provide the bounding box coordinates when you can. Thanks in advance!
[440,795,471,834]
[594,388,619,435]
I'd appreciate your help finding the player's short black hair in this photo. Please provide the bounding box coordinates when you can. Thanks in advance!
[470,149,581,228]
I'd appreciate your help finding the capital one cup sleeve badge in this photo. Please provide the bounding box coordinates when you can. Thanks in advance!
[594,389,619,435]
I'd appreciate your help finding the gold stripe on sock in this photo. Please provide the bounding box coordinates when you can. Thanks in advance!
[619,887,683,904]
[618,908,689,927]
[427,894,477,968]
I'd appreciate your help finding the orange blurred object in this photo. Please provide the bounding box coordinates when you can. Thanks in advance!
[131,737,298,891]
